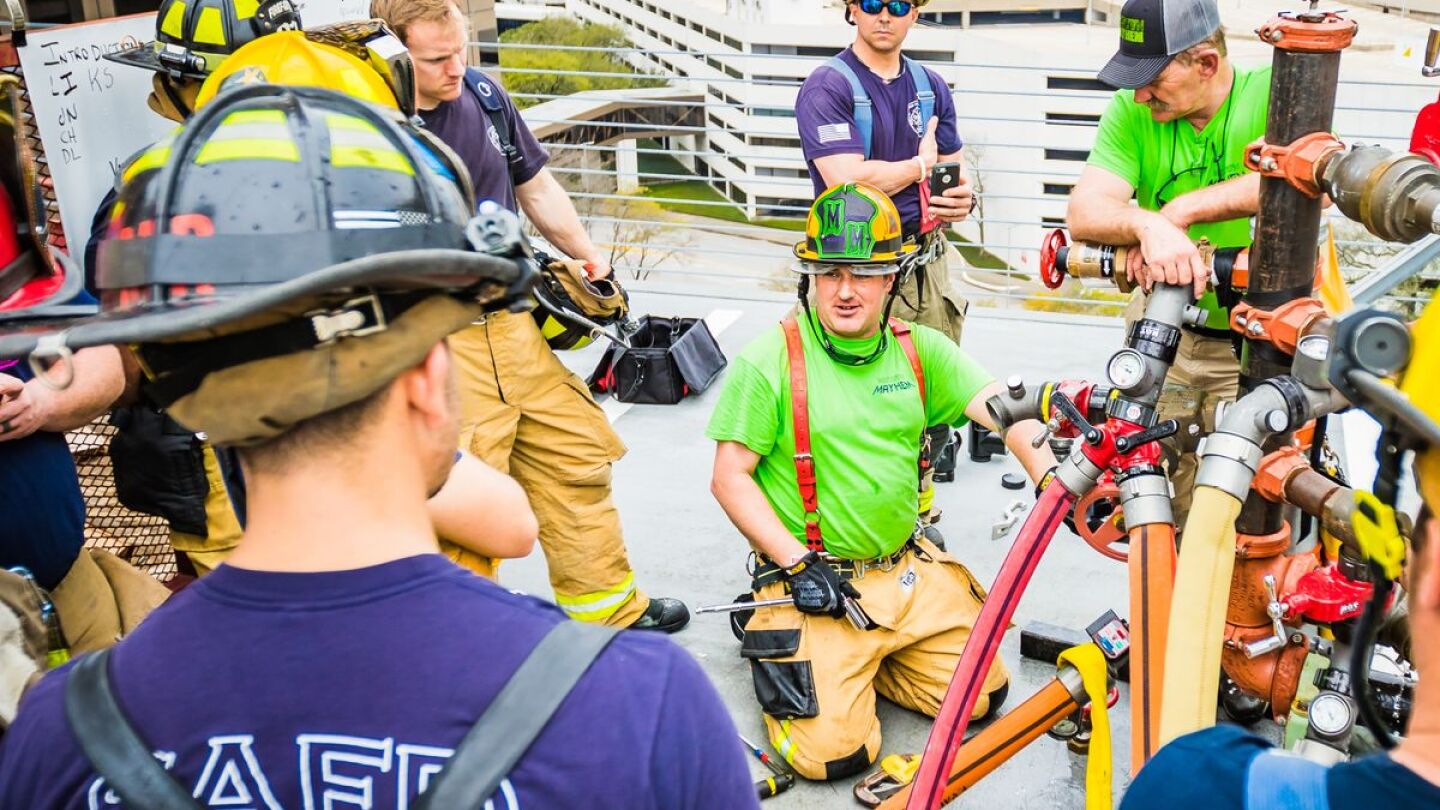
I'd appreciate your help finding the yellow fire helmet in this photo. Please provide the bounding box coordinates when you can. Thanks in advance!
[793,181,916,273]
[196,25,415,117]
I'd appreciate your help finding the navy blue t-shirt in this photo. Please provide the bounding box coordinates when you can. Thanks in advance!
[1121,724,1440,808]
[0,363,86,590]
[0,554,759,809]
[420,76,549,214]
[795,47,962,231]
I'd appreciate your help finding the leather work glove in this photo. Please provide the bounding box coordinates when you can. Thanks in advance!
[782,552,861,618]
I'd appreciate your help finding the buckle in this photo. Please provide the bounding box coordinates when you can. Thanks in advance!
[308,294,387,345]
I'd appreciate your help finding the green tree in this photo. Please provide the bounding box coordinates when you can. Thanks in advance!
[499,18,664,108]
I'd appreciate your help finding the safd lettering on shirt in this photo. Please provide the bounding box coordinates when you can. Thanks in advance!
[83,734,520,810]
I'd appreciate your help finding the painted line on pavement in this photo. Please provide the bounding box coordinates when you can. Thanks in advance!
[602,307,743,424]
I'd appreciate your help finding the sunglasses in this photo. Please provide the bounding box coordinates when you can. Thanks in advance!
[856,0,914,16]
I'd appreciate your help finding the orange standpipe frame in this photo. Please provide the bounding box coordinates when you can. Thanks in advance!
[878,665,1089,808]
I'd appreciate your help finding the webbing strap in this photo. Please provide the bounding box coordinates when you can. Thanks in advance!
[782,315,824,552]
[888,317,925,406]
[64,650,202,810]
[413,620,619,808]
[464,67,522,189]
[1244,750,1331,810]
[824,57,872,160]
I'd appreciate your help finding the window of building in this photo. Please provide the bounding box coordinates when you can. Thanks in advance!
[904,49,952,62]
[973,10,1084,25]
[753,75,802,86]
[1047,76,1109,92]
[726,183,746,205]
[757,197,808,216]
[750,135,801,148]
[756,166,809,178]
[1093,10,1107,22]
[1040,217,1067,227]
[1045,112,1101,126]
[1043,182,1074,196]
[1044,148,1090,162]
[723,36,741,50]
[752,107,795,118]
[723,62,743,79]
[918,11,963,25]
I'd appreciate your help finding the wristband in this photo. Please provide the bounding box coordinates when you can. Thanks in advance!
[914,155,927,184]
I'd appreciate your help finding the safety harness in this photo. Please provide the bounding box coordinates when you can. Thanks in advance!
[464,67,525,194]
[781,314,926,553]
[821,55,934,161]
[62,620,618,808]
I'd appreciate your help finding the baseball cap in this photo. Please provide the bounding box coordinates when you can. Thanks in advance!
[1098,0,1222,90]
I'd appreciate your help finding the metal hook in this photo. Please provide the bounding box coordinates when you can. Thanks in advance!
[28,332,74,391]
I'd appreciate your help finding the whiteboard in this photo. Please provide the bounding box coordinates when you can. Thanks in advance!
[15,0,371,259]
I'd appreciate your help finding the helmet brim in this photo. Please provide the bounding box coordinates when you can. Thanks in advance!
[105,44,209,80]
[0,248,536,360]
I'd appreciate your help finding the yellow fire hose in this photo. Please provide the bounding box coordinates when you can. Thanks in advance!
[1057,643,1113,810]
[1158,486,1244,745]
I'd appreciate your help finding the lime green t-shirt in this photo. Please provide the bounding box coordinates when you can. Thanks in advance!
[1087,64,1271,329]
[705,317,993,559]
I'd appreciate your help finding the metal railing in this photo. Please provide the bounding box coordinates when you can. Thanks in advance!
[486,35,1438,313]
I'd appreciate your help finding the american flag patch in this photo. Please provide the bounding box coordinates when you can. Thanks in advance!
[817,122,851,143]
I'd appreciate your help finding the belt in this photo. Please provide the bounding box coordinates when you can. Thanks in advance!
[750,539,923,590]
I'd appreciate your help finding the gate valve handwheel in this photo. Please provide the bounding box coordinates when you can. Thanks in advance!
[1040,228,1068,289]
[1074,482,1128,562]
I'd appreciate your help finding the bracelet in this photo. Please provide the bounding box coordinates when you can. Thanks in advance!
[914,155,927,184]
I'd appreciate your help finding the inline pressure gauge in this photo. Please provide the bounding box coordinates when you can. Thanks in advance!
[1106,349,1151,393]
[1308,692,1353,738]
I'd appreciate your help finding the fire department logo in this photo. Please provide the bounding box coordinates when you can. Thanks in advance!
[488,124,504,156]
[907,99,922,137]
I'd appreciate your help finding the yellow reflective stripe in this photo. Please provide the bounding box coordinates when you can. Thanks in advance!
[196,138,300,165]
[232,0,259,19]
[192,6,226,45]
[123,145,172,183]
[160,0,186,38]
[539,315,567,340]
[554,573,636,621]
[224,109,287,126]
[773,720,797,765]
[331,145,414,174]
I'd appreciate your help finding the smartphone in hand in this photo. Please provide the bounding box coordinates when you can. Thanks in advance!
[929,161,962,197]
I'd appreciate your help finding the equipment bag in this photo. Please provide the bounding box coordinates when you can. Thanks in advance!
[588,315,727,405]
[63,620,619,809]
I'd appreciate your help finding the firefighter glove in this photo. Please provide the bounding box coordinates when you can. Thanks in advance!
[782,551,861,618]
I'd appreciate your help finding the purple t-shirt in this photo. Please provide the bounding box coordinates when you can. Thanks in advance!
[0,555,758,810]
[796,47,963,231]
[420,74,549,214]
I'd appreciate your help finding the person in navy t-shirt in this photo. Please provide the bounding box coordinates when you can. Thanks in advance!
[0,87,756,810]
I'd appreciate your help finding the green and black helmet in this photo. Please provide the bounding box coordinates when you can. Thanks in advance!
[793,181,917,273]
[106,0,302,81]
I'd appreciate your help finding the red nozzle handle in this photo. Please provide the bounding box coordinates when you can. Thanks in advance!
[1040,229,1068,289]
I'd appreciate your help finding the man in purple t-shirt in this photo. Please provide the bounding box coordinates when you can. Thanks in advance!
[371,0,691,632]
[0,87,757,810]
[795,0,976,536]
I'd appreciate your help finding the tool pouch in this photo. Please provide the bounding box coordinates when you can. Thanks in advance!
[741,629,818,719]
[588,315,727,404]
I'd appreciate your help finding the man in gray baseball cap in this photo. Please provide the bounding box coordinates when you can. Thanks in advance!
[1098,0,1222,89]
[1065,0,1269,531]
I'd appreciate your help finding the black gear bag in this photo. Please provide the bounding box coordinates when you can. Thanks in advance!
[588,315,727,405]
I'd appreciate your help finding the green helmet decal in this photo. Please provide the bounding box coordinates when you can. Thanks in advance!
[814,185,880,260]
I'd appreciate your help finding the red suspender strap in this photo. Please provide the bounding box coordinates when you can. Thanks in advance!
[781,316,824,552]
[889,318,926,407]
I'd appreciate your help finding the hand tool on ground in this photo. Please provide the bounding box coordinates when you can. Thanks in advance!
[739,734,795,799]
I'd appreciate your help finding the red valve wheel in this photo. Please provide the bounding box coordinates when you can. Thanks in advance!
[1074,482,1128,562]
[1039,228,1068,290]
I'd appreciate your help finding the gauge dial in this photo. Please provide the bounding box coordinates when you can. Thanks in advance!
[1107,349,1149,392]
[1308,692,1352,737]
[1297,334,1330,362]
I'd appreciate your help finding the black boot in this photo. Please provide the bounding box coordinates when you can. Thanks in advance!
[629,597,691,633]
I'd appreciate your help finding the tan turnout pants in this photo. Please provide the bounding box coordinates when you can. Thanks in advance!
[1125,292,1240,526]
[892,233,968,344]
[447,310,649,626]
[740,537,1009,781]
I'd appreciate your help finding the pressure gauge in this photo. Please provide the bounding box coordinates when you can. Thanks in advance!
[1297,334,1330,362]
[1106,349,1151,393]
[1308,692,1353,738]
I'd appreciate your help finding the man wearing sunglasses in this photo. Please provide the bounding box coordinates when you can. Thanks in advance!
[1065,0,1269,526]
[709,183,1054,783]
[796,0,972,543]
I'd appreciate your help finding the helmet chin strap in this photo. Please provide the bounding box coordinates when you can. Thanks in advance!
[796,273,899,366]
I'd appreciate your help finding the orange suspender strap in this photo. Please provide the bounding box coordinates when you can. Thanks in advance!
[781,315,824,552]
[888,317,925,407]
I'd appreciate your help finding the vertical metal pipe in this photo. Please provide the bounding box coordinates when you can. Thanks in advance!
[1236,43,1344,536]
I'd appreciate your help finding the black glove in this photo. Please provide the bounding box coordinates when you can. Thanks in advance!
[782,552,861,618]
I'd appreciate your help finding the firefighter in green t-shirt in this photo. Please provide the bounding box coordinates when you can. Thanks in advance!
[1066,0,1268,524]
[706,183,1055,782]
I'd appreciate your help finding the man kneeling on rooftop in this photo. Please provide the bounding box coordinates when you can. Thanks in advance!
[0,85,757,809]
[707,182,1056,781]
